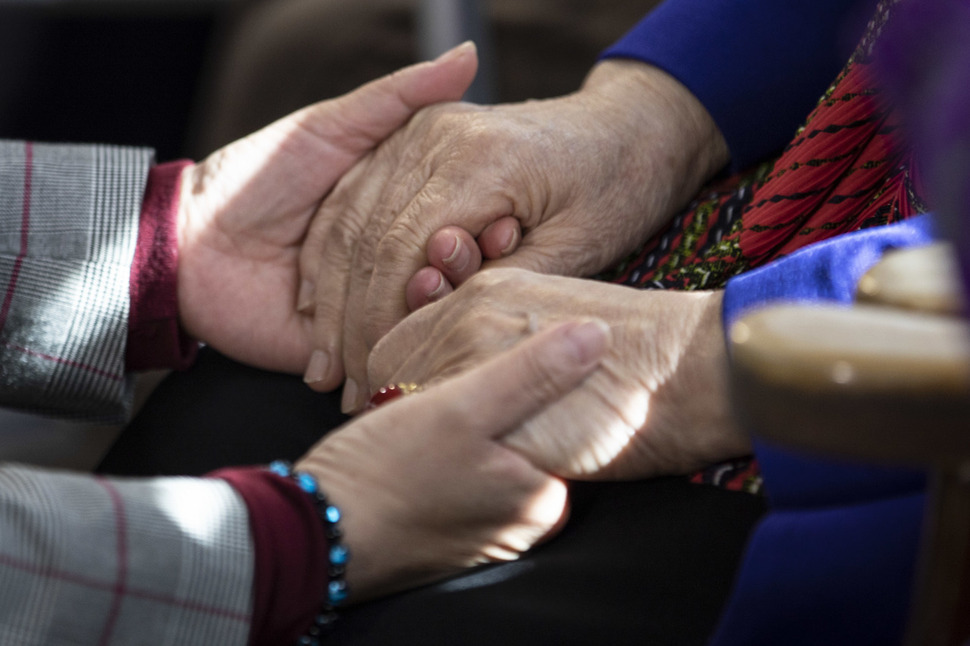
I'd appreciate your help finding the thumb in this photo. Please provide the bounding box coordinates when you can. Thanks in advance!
[295,41,478,151]
[443,319,611,440]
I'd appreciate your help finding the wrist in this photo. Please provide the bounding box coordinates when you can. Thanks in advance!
[295,449,424,604]
[581,60,730,216]
[175,163,195,271]
[294,454,381,602]
[213,466,335,645]
[632,289,749,473]
[175,163,200,338]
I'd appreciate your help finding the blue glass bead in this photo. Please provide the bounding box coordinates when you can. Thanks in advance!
[325,505,341,523]
[329,544,349,565]
[296,472,318,494]
[328,580,349,605]
[268,461,290,477]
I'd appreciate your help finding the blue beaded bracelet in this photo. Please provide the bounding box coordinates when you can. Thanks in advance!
[268,460,349,645]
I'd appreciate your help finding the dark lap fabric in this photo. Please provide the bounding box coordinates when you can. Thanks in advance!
[97,347,351,476]
[97,348,765,646]
[329,477,764,646]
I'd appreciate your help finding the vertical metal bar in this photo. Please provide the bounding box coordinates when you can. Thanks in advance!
[416,0,494,104]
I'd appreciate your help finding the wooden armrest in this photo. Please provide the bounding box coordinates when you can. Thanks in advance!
[729,303,970,466]
[856,242,966,316]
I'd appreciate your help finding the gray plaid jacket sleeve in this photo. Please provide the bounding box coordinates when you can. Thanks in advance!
[0,465,253,646]
[0,141,255,644]
[0,140,147,422]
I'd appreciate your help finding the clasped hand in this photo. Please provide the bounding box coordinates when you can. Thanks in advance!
[282,54,741,481]
[296,59,730,412]
[368,269,749,480]
[175,43,479,372]
[171,44,743,598]
[170,43,617,602]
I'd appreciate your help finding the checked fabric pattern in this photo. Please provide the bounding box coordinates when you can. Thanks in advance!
[0,141,147,422]
[0,141,258,644]
[599,0,924,493]
[0,465,253,646]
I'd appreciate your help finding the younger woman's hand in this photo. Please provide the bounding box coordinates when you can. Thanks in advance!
[296,319,610,601]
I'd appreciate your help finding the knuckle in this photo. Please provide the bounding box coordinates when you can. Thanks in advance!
[423,102,481,133]
[462,266,530,295]
[375,214,427,264]
[427,309,524,378]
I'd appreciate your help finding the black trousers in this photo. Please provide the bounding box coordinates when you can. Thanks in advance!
[98,348,765,646]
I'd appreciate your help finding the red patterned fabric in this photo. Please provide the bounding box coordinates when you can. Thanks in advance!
[598,0,925,492]
[740,53,919,263]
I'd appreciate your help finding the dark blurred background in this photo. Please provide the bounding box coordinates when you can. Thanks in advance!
[0,0,651,162]
[0,0,236,161]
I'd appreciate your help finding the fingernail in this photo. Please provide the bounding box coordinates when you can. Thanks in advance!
[561,320,610,366]
[341,378,359,413]
[443,234,462,264]
[304,350,331,384]
[435,41,475,63]
[426,271,447,302]
[297,279,316,313]
[499,226,519,256]
[441,235,471,272]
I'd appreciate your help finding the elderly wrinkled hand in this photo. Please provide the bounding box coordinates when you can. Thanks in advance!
[174,43,477,373]
[366,268,749,480]
[295,319,609,602]
[298,60,730,413]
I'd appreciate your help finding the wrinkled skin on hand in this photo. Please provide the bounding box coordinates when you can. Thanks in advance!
[174,43,478,372]
[367,268,750,481]
[299,61,730,411]
[296,320,609,601]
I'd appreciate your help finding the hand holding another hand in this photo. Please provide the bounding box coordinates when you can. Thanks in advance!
[295,319,609,601]
[174,43,478,372]
[367,269,749,480]
[299,61,730,407]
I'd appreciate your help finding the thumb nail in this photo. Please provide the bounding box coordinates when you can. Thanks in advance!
[499,226,520,257]
[561,320,610,367]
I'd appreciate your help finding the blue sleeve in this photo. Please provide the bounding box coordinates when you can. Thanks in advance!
[601,0,878,170]
[721,214,938,332]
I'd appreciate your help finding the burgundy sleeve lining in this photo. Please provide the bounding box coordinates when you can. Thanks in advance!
[211,467,329,646]
[127,159,199,371]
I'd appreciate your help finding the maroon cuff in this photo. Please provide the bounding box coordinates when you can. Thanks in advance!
[127,159,199,371]
[211,467,329,646]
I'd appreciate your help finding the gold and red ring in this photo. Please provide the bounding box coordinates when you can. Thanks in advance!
[365,382,422,410]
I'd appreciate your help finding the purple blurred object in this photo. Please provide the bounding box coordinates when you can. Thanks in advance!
[876,0,970,302]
